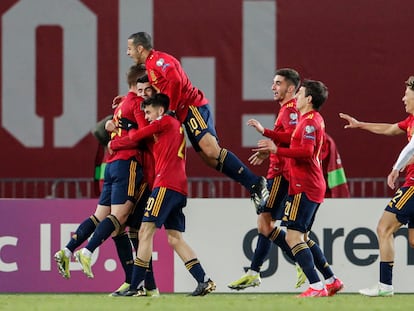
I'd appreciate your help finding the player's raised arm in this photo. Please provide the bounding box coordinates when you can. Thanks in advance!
[339,112,404,136]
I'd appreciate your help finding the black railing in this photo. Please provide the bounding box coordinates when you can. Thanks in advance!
[0,177,404,199]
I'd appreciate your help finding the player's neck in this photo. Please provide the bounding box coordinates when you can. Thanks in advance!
[279,96,294,106]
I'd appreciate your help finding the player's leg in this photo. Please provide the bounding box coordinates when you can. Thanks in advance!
[110,228,134,296]
[124,183,159,297]
[359,212,401,296]
[75,159,142,278]
[163,190,215,296]
[184,105,269,211]
[284,194,328,298]
[167,229,216,296]
[227,212,271,290]
[359,187,413,297]
[121,187,166,297]
[53,204,108,279]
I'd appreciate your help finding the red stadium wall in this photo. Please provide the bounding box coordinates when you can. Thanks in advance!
[1,0,413,182]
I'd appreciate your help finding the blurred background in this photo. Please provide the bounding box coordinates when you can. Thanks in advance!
[1,0,413,199]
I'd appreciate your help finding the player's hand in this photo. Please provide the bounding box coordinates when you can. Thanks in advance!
[252,139,277,154]
[107,142,114,155]
[339,113,361,129]
[247,119,264,134]
[387,169,400,189]
[105,120,116,132]
[112,95,124,109]
[248,151,269,166]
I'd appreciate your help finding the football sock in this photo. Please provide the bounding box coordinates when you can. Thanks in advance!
[216,148,259,190]
[85,214,120,253]
[292,242,320,284]
[379,261,393,285]
[250,234,271,272]
[66,215,99,252]
[113,231,134,283]
[130,257,149,290]
[144,258,157,290]
[306,239,334,279]
[269,227,295,262]
[128,229,139,251]
[185,258,208,283]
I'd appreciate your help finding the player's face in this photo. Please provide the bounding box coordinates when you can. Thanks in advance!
[144,105,162,123]
[295,86,311,114]
[137,82,153,99]
[403,87,414,115]
[127,39,144,64]
[271,75,289,102]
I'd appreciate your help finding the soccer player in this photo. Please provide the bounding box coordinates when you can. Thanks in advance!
[108,77,159,297]
[228,68,306,290]
[109,93,216,296]
[54,65,146,280]
[254,80,343,297]
[126,32,269,212]
[340,76,414,297]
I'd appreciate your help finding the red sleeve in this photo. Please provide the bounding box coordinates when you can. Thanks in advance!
[276,144,314,158]
[134,99,148,129]
[129,120,162,142]
[398,115,412,131]
[110,122,160,151]
[109,135,137,151]
[263,128,291,144]
[162,66,182,112]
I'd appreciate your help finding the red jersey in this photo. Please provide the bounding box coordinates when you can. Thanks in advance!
[145,50,208,122]
[276,110,326,203]
[106,91,146,163]
[398,115,414,186]
[265,99,298,180]
[111,115,187,195]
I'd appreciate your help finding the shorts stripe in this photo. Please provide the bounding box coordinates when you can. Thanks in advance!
[189,106,208,129]
[290,193,301,221]
[267,176,281,208]
[395,186,414,209]
[136,182,147,202]
[128,161,137,196]
[152,187,166,217]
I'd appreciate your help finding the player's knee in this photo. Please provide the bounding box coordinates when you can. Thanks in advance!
[199,135,220,159]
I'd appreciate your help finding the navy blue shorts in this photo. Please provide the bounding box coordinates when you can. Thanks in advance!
[125,182,151,229]
[98,158,143,206]
[281,192,320,233]
[385,186,414,227]
[184,104,218,152]
[261,175,289,220]
[142,187,186,232]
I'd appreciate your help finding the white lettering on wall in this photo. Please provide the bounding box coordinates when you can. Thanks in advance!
[2,0,96,147]
[118,0,153,95]
[242,0,276,100]
[0,236,18,272]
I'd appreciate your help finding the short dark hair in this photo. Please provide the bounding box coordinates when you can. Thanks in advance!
[302,79,328,111]
[128,32,153,50]
[137,74,149,84]
[142,93,170,111]
[406,76,414,91]
[275,68,301,91]
[127,64,146,87]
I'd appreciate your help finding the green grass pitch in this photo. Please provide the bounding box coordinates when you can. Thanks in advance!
[0,293,412,311]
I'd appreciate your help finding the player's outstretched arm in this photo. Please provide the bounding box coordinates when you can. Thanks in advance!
[339,112,403,136]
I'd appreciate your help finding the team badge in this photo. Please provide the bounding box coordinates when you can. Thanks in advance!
[289,113,298,125]
[305,125,315,133]
[156,58,165,67]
